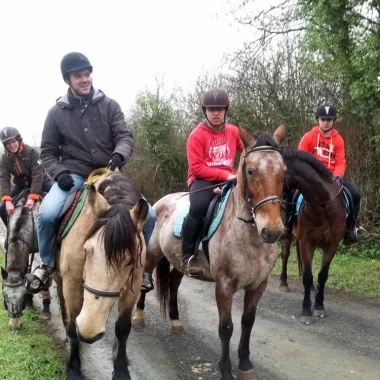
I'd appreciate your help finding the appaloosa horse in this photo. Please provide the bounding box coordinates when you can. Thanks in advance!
[1,189,51,329]
[133,126,286,380]
[55,171,148,380]
[279,148,346,324]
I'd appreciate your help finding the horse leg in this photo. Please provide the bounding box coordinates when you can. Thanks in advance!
[169,267,185,334]
[25,293,34,310]
[113,293,139,380]
[40,289,52,320]
[299,243,314,325]
[237,281,267,380]
[314,246,337,318]
[216,280,234,380]
[132,291,147,329]
[279,235,293,292]
[66,314,83,380]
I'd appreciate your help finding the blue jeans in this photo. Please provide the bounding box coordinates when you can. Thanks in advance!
[38,174,157,266]
[143,203,156,247]
[0,181,53,226]
[38,175,85,266]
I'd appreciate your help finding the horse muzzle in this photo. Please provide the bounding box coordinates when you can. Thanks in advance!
[75,319,105,344]
[261,227,282,244]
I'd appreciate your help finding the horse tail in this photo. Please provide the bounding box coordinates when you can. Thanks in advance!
[156,256,170,317]
[296,240,302,278]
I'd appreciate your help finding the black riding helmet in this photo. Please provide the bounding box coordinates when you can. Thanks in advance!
[0,127,22,146]
[60,52,93,82]
[315,103,337,119]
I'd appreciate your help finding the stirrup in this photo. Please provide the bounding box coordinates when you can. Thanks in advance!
[141,272,154,292]
[24,266,53,294]
[186,255,204,277]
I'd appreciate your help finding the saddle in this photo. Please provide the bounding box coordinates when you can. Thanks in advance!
[290,186,352,217]
[173,183,233,262]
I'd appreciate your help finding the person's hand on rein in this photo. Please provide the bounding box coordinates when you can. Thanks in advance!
[24,199,35,209]
[6,200,14,215]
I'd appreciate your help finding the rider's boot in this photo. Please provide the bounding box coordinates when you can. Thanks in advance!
[141,272,154,292]
[181,215,203,276]
[24,264,55,294]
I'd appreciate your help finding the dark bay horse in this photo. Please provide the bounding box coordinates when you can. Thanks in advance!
[133,126,286,380]
[1,189,51,329]
[56,171,148,380]
[279,148,346,324]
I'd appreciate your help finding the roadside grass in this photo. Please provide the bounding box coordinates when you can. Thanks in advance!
[0,250,65,380]
[272,244,380,301]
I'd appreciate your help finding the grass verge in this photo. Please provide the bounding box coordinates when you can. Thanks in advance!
[272,245,380,301]
[0,250,65,380]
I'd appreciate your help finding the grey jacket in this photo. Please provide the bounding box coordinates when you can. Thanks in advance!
[41,88,134,180]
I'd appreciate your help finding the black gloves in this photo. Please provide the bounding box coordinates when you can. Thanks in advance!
[57,173,74,191]
[109,153,124,171]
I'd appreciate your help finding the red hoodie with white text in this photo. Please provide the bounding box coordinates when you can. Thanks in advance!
[298,126,346,177]
[186,122,244,186]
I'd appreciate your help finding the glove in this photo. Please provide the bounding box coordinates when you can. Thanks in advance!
[334,176,344,185]
[109,153,124,171]
[57,173,74,191]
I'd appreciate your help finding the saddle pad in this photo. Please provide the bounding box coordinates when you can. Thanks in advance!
[295,190,350,216]
[173,189,231,240]
[57,187,88,244]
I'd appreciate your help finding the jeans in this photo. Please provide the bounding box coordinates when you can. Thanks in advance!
[143,203,156,247]
[38,175,85,266]
[0,181,53,227]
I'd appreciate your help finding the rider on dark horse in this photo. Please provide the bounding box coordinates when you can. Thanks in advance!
[181,89,243,276]
[283,103,370,244]
[25,52,157,293]
[0,127,53,238]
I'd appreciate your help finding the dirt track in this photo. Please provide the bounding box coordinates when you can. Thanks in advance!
[1,223,379,380]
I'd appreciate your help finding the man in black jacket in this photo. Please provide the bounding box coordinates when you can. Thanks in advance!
[27,52,156,292]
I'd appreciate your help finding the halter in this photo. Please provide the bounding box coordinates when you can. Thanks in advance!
[236,146,282,225]
[82,281,122,299]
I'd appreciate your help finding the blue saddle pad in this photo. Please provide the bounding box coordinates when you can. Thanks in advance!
[295,190,350,217]
[173,189,232,240]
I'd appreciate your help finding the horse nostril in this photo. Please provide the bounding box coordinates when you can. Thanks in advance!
[261,228,269,239]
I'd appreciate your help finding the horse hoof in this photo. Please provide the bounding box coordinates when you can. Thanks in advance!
[300,315,314,325]
[314,309,326,318]
[132,317,146,329]
[279,285,290,292]
[41,311,51,320]
[237,369,259,380]
[171,320,186,334]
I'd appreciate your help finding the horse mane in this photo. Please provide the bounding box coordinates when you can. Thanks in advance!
[253,131,279,148]
[87,172,142,268]
[279,147,333,181]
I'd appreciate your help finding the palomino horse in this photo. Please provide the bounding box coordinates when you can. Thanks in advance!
[279,148,346,324]
[1,189,51,329]
[55,171,148,380]
[133,126,286,380]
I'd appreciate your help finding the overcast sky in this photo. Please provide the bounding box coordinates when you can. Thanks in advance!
[0,0,267,145]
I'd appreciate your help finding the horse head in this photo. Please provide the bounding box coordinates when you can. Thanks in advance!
[75,180,148,343]
[237,125,286,243]
[1,267,28,328]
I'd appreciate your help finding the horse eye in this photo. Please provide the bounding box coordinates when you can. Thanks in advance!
[247,168,255,176]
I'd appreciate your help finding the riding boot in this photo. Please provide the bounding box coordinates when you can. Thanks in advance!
[181,215,203,276]
[24,264,55,294]
[344,214,358,245]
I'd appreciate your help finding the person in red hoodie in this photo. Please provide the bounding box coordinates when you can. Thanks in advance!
[182,89,243,276]
[284,103,369,244]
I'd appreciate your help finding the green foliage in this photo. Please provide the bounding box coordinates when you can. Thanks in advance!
[0,252,64,379]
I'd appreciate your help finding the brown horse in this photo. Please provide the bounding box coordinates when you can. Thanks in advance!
[279,148,346,324]
[132,126,286,380]
[56,171,148,380]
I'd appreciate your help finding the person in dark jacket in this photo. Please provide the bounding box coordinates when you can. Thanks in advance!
[0,127,52,228]
[27,52,156,293]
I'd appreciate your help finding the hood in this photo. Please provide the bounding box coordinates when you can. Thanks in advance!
[56,88,105,108]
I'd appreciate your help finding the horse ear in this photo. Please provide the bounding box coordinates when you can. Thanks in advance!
[87,184,109,215]
[130,199,149,233]
[1,267,8,280]
[273,124,285,145]
[238,126,255,148]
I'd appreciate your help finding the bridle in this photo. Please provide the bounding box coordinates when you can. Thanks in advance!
[82,281,122,299]
[235,145,282,225]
